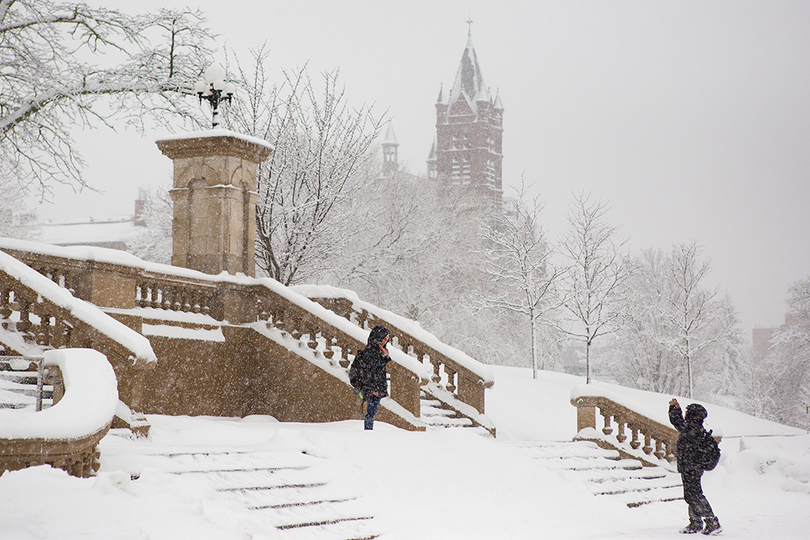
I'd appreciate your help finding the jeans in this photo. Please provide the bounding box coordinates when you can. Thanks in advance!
[364,395,381,430]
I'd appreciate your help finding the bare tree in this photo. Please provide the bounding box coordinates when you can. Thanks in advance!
[478,181,560,378]
[227,48,384,285]
[665,241,718,398]
[1,0,214,196]
[601,246,743,399]
[601,248,682,393]
[556,192,635,383]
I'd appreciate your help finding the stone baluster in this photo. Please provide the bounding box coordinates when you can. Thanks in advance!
[180,289,191,312]
[430,358,441,384]
[173,288,183,311]
[36,311,52,346]
[305,323,319,352]
[629,425,641,449]
[642,433,653,455]
[322,335,336,363]
[654,438,666,460]
[150,283,161,309]
[615,419,628,443]
[17,297,32,333]
[445,364,457,393]
[601,410,613,435]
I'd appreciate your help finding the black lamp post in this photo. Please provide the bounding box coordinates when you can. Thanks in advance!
[194,64,235,128]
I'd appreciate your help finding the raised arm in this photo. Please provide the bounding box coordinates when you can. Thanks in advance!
[668,398,685,432]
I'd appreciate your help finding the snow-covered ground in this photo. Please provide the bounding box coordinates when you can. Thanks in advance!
[1,366,808,539]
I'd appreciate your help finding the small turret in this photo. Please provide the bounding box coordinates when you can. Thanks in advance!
[382,122,399,178]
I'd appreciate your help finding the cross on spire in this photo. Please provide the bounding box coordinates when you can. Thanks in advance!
[467,17,473,38]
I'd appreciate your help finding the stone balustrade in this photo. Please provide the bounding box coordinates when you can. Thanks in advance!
[0,241,428,424]
[303,293,494,416]
[136,278,216,315]
[571,392,678,468]
[0,249,156,412]
[255,287,425,419]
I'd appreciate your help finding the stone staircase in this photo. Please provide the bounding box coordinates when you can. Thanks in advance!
[0,355,52,411]
[419,388,495,437]
[100,433,380,540]
[510,440,683,508]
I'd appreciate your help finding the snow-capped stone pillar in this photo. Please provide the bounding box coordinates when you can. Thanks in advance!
[156,130,273,277]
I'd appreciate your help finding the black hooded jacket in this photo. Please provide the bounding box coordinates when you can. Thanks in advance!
[361,325,391,398]
[669,403,710,473]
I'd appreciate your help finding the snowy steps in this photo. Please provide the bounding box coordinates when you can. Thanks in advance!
[512,440,683,508]
[0,357,53,410]
[101,440,379,540]
[419,392,494,437]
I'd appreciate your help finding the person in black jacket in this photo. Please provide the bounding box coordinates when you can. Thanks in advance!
[669,398,722,535]
[361,325,391,430]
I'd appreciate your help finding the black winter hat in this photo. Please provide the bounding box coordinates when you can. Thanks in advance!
[367,325,390,347]
[685,403,708,422]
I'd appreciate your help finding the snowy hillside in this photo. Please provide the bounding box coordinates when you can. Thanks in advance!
[1,367,808,539]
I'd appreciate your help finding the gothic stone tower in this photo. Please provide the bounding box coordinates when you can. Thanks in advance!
[432,35,504,204]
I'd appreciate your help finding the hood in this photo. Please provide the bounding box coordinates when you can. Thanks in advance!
[685,403,708,424]
[367,325,390,348]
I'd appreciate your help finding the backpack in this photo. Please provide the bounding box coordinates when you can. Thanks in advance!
[348,349,366,393]
[700,429,721,471]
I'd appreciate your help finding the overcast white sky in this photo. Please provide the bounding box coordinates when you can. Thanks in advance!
[40,1,810,338]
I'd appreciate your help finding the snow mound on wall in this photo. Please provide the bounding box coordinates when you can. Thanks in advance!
[0,349,118,440]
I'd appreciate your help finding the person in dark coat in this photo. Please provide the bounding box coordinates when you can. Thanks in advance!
[669,398,722,535]
[361,325,391,430]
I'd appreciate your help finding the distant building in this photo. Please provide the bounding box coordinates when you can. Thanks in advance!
[430,33,503,205]
[752,314,796,365]
[381,122,399,179]
[39,191,147,251]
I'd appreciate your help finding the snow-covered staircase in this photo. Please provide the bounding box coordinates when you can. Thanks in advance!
[420,388,495,437]
[0,356,52,411]
[511,440,683,508]
[100,433,380,540]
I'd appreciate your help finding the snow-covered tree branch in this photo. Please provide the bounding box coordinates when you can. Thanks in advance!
[0,0,215,196]
[227,48,384,285]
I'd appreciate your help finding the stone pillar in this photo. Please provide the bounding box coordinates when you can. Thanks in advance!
[156,131,273,277]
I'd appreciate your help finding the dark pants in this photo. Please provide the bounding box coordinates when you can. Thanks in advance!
[682,470,715,524]
[364,395,381,430]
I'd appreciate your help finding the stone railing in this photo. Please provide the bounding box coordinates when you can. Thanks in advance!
[0,249,156,412]
[0,240,428,425]
[254,281,427,419]
[0,349,118,478]
[571,391,678,469]
[295,287,495,416]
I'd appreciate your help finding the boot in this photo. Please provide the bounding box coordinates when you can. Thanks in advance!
[680,521,703,534]
[702,517,722,536]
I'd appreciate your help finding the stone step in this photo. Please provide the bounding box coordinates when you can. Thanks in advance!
[513,440,683,508]
[100,439,379,540]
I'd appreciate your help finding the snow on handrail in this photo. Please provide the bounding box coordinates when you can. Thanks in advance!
[254,278,429,381]
[292,284,495,385]
[0,249,157,367]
